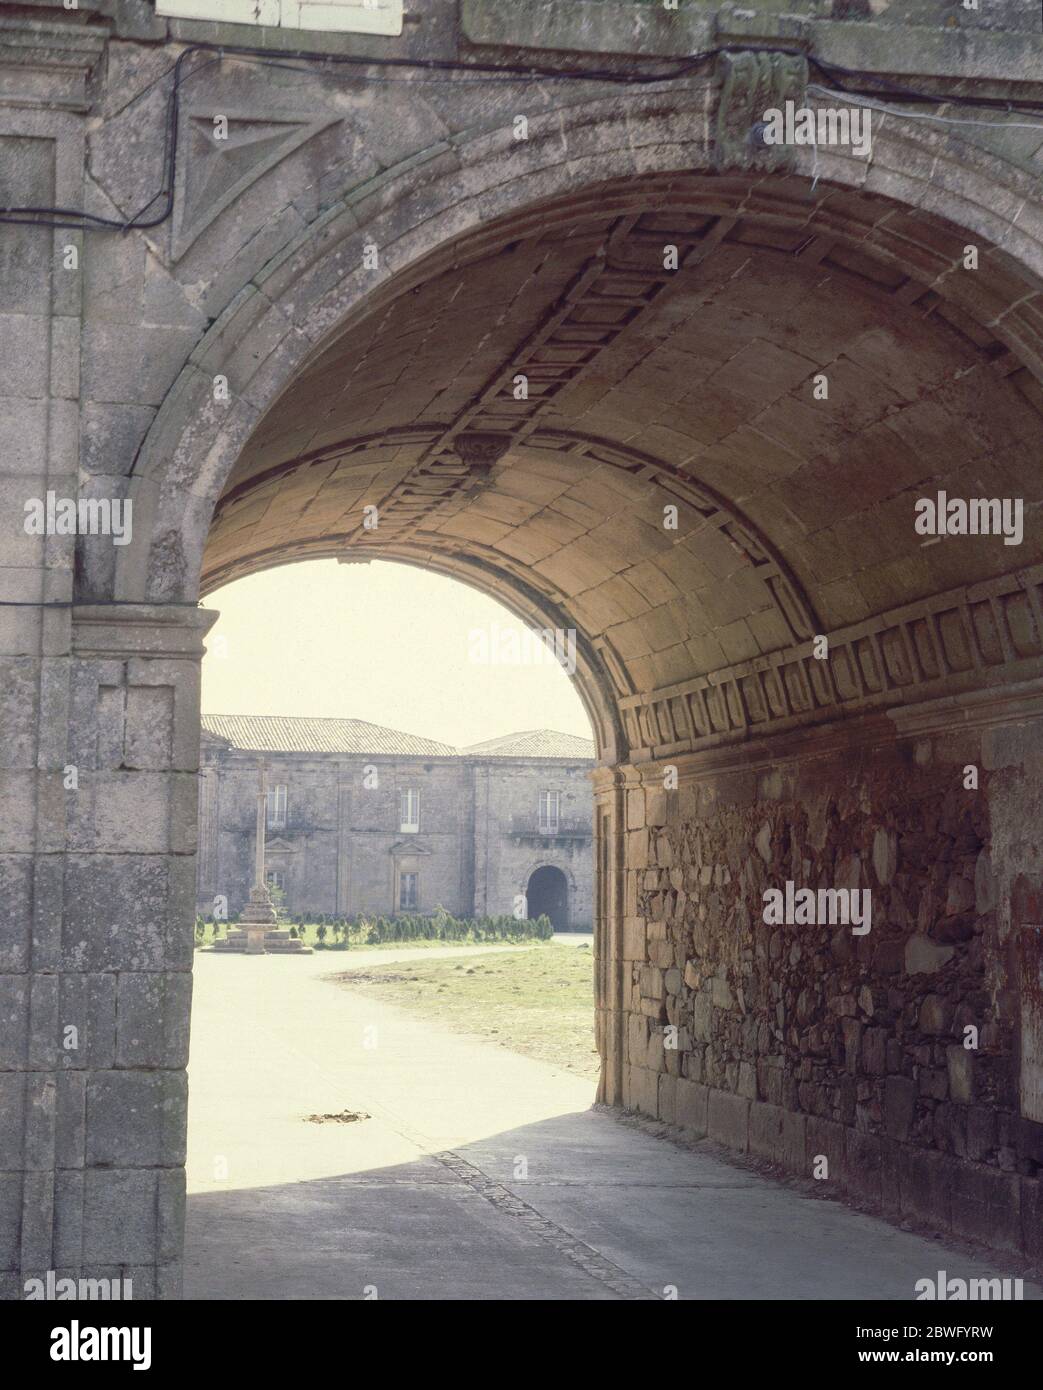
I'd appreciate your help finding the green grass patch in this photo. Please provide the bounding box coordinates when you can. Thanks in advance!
[335,943,599,1078]
[302,931,550,954]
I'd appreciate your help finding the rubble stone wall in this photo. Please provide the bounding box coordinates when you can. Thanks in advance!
[616,712,1043,1258]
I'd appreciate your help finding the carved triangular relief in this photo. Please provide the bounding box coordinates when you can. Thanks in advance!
[389,840,432,857]
[171,107,340,259]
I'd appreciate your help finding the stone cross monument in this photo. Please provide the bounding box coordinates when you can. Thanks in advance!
[237,758,279,953]
[215,759,311,955]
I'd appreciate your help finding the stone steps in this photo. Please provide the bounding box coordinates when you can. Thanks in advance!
[210,929,313,955]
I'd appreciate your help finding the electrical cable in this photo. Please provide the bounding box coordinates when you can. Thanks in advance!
[2,36,1042,232]
[806,83,1043,133]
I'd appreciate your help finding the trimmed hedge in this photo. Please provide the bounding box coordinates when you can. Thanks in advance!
[358,909,552,945]
[196,907,554,949]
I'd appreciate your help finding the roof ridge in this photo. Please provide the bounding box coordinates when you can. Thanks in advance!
[201,712,460,756]
[460,728,596,758]
[200,715,595,760]
[201,712,450,727]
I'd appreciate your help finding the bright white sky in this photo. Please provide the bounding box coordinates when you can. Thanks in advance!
[199,558,592,748]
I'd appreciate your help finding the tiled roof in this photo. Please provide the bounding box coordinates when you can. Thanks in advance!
[201,716,596,761]
[201,714,457,757]
[461,729,596,760]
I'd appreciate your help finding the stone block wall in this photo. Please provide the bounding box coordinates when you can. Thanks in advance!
[472,760,594,928]
[201,753,473,919]
[0,605,213,1301]
[197,746,595,923]
[616,711,1043,1259]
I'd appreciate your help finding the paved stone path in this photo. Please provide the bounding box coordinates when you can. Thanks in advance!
[185,946,1039,1301]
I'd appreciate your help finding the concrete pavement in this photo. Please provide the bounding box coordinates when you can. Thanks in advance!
[184,945,1039,1301]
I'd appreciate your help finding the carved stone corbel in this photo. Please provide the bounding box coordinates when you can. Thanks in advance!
[713,50,808,173]
[453,432,513,478]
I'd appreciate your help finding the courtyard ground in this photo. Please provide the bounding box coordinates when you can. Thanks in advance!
[184,945,1040,1301]
[331,942,599,1077]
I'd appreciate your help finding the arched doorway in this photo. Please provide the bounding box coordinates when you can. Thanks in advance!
[527,865,569,931]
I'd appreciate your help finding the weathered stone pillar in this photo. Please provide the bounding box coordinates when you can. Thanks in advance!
[0,602,214,1300]
[196,761,219,913]
[336,774,352,916]
[472,764,490,918]
[593,769,626,1106]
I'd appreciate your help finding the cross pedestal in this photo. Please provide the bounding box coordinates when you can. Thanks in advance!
[211,757,312,955]
[238,884,279,954]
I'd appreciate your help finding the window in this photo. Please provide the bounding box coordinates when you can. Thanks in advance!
[399,871,418,912]
[538,790,560,834]
[266,784,287,830]
[265,870,285,894]
[155,0,403,36]
[399,788,420,833]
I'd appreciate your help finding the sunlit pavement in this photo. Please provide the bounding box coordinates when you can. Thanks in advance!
[184,947,1039,1301]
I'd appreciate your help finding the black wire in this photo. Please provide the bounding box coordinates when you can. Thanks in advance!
[0,44,200,231]
[1,38,1041,233]
[808,52,1043,113]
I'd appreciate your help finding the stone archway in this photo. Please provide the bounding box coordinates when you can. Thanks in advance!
[62,152,1043,1291]
[107,101,1043,615]
[76,153,1043,1285]
[527,865,571,931]
[171,153,1039,1240]
[7,22,1043,1296]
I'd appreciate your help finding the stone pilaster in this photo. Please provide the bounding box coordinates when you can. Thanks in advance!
[0,602,215,1300]
[593,769,626,1107]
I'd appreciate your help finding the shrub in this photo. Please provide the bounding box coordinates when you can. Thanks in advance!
[347,910,552,946]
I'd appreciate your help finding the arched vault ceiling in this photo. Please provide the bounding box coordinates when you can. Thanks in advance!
[206,176,1043,710]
